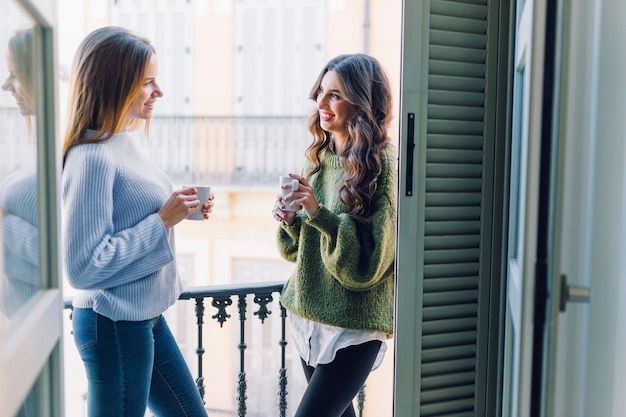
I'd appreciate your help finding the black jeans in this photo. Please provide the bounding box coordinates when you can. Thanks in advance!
[295,340,382,417]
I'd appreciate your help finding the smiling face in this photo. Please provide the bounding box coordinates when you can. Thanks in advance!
[128,53,162,124]
[316,70,356,147]
[2,50,34,116]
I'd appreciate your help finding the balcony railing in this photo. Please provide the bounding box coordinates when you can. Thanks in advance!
[63,281,368,417]
[146,116,310,187]
[0,112,310,187]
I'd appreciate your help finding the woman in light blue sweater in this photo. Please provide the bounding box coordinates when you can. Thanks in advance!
[1,28,38,320]
[62,27,211,417]
[272,54,396,417]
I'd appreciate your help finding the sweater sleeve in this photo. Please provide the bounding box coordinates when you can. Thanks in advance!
[276,213,305,262]
[2,214,39,284]
[62,145,174,290]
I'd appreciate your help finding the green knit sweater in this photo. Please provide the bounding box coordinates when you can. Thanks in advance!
[278,145,397,337]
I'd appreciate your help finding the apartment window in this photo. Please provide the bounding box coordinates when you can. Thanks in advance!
[234,0,325,116]
[111,0,193,116]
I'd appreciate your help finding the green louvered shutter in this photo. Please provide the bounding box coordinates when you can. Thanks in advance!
[396,0,507,415]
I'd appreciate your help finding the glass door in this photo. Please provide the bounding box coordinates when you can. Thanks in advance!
[0,0,63,416]
[502,0,545,415]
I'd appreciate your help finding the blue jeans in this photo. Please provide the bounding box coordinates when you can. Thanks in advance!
[72,308,207,417]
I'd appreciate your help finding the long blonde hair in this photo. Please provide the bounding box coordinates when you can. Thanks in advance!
[7,29,35,133]
[306,54,393,221]
[62,26,155,164]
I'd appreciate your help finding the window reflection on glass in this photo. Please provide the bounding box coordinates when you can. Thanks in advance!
[0,2,38,327]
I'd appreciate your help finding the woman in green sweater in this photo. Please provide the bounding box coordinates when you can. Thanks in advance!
[272,53,396,417]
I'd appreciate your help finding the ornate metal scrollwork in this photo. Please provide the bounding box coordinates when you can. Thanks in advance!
[211,296,233,327]
[253,292,274,323]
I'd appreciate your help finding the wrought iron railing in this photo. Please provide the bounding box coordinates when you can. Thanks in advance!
[63,281,368,417]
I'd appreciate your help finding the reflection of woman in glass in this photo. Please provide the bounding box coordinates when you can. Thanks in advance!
[0,28,39,319]
[0,27,39,417]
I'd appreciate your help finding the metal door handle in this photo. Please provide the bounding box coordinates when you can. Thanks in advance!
[559,274,591,312]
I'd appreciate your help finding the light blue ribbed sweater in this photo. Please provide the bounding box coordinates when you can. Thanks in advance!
[1,164,40,317]
[62,131,182,321]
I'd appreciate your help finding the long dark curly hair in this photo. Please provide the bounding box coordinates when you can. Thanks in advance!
[305,54,393,222]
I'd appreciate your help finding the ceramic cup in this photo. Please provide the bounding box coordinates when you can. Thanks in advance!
[279,176,299,212]
[185,185,211,220]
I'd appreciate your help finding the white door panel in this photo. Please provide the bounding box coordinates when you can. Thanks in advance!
[549,1,626,416]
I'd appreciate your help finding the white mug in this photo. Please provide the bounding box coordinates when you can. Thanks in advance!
[185,185,211,220]
[279,176,299,212]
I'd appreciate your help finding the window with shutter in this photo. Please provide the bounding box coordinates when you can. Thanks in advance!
[110,0,193,116]
[234,0,325,116]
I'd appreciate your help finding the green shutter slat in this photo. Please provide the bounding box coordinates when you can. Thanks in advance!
[424,248,481,265]
[425,206,481,220]
[428,104,485,121]
[422,345,477,362]
[428,149,484,163]
[443,0,489,5]
[423,304,479,321]
[429,74,485,92]
[428,134,483,149]
[422,332,477,351]
[423,317,478,335]
[424,275,479,290]
[432,15,487,36]
[426,177,482,192]
[431,0,488,20]
[430,29,486,49]
[422,357,477,376]
[425,235,481,250]
[426,164,482,179]
[421,398,476,417]
[429,90,486,107]
[428,119,484,135]
[425,220,481,236]
[421,370,476,389]
[430,45,486,64]
[430,60,486,78]
[423,262,480,278]
[423,290,479,306]
[426,192,482,206]
[422,385,476,406]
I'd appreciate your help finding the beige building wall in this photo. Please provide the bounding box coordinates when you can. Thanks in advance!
[193,3,234,115]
